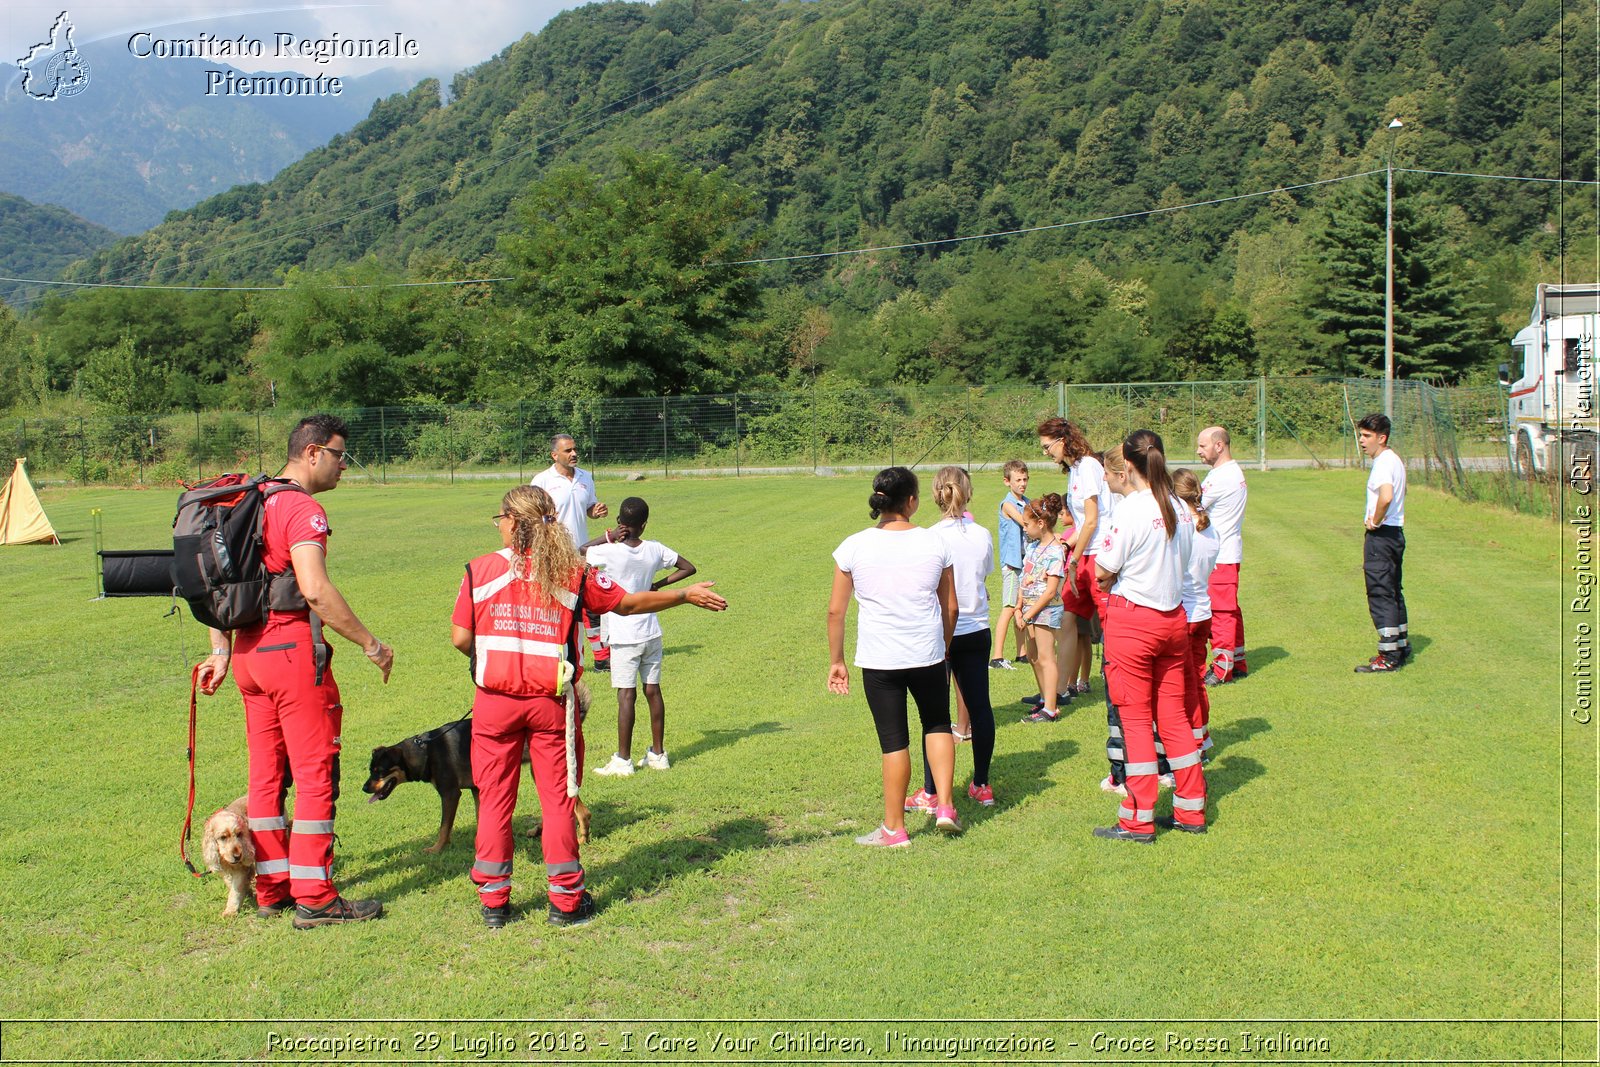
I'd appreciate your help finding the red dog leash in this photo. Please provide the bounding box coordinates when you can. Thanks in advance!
[179,664,206,878]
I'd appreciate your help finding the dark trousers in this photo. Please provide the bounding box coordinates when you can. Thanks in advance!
[922,629,996,791]
[1363,526,1409,661]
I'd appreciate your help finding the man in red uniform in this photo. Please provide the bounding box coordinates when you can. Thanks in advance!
[197,415,394,927]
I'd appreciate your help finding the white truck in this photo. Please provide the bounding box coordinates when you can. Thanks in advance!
[1500,283,1598,486]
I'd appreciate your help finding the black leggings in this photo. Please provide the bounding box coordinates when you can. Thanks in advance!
[923,629,996,790]
[862,663,950,754]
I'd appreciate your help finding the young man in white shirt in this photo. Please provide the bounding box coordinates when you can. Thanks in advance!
[1196,425,1248,685]
[1356,413,1409,672]
[530,433,611,669]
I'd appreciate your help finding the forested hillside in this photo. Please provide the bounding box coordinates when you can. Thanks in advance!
[0,195,117,307]
[8,0,1596,414]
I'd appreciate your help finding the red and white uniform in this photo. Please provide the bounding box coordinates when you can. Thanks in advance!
[453,556,626,914]
[1097,491,1205,834]
[1201,459,1247,680]
[232,488,342,909]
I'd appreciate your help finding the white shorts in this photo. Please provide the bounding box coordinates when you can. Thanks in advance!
[609,636,663,688]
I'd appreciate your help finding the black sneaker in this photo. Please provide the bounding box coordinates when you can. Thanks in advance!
[1233,664,1249,679]
[1091,825,1155,844]
[1203,672,1226,688]
[482,903,512,929]
[292,895,384,928]
[255,899,294,919]
[547,890,597,927]
[1154,816,1208,835]
[1015,654,1029,664]
[1354,655,1401,674]
[1020,693,1044,706]
[591,661,611,672]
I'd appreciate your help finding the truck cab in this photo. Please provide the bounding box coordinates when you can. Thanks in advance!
[1500,283,1597,483]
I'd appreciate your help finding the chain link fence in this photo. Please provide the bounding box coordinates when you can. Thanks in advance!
[6,377,1561,516]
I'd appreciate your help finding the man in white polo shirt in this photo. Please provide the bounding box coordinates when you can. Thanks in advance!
[1355,413,1409,672]
[531,432,610,668]
[1196,426,1248,685]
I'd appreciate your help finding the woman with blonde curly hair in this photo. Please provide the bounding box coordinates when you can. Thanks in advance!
[451,485,726,927]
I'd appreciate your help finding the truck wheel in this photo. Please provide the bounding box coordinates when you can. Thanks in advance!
[1515,434,1536,480]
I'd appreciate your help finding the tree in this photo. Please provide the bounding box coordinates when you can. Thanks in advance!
[497,152,762,397]
[1304,175,1493,379]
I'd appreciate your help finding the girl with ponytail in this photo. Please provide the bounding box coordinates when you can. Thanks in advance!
[1172,468,1219,758]
[1090,431,1206,843]
[452,485,726,926]
[828,467,962,846]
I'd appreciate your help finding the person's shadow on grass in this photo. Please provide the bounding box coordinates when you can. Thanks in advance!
[587,816,831,911]
[1203,754,1264,827]
[1239,646,1288,675]
[967,737,1079,827]
[670,720,787,766]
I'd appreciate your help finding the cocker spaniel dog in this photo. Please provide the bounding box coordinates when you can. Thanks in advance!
[201,796,256,916]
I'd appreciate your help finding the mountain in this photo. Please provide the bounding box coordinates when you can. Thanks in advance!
[0,193,117,306]
[60,0,1591,291]
[1,41,418,233]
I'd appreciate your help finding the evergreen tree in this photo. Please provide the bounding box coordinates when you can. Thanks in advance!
[1305,174,1492,379]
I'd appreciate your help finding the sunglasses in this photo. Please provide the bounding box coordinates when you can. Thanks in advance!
[317,444,355,466]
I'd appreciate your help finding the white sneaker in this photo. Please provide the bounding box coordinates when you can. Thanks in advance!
[594,753,634,777]
[1099,775,1127,796]
[1157,773,1175,790]
[636,748,670,771]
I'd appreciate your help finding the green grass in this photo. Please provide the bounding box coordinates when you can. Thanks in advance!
[0,470,1592,1062]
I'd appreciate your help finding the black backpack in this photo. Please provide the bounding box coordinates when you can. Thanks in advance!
[171,474,308,631]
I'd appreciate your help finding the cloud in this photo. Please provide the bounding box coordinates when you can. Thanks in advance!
[4,1,581,78]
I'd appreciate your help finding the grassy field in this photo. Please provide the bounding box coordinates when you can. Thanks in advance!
[0,469,1592,1063]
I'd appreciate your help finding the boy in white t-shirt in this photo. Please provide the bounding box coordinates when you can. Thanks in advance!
[582,497,698,774]
[1355,414,1409,673]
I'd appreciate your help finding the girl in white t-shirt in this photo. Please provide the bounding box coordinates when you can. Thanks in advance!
[1091,430,1206,843]
[1173,468,1220,756]
[917,466,999,807]
[828,467,960,846]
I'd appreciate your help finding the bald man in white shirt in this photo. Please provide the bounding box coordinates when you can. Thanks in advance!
[1196,426,1248,685]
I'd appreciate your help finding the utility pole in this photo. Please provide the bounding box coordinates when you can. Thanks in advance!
[1384,117,1404,420]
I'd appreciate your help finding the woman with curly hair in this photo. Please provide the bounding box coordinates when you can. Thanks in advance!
[452,485,726,927]
[1037,417,1105,703]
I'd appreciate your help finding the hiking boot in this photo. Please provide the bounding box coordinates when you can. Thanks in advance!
[1354,655,1401,673]
[481,903,512,929]
[967,782,995,806]
[292,895,383,928]
[904,788,937,814]
[255,899,294,919]
[546,890,597,927]
[1154,816,1208,835]
[854,825,911,848]
[1203,671,1227,687]
[1091,825,1155,844]
[594,753,634,776]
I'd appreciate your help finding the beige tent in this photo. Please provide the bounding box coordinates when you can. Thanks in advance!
[0,458,60,545]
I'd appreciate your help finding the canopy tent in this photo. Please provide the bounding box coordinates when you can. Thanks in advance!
[0,458,60,545]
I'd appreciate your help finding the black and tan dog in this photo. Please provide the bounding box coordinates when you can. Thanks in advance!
[363,687,592,852]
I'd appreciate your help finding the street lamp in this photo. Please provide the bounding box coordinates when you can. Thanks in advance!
[1384,117,1404,419]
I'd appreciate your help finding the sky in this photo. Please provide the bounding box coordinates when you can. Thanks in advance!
[2,1,589,82]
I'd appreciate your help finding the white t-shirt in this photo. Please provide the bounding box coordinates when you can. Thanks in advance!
[585,540,678,644]
[1069,455,1110,555]
[1096,490,1194,612]
[529,464,599,548]
[1200,459,1248,565]
[1366,449,1407,527]
[833,527,952,670]
[930,517,993,637]
[1183,522,1221,623]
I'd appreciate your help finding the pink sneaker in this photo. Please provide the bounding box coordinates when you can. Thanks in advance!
[935,805,964,834]
[904,788,937,814]
[855,825,911,848]
[967,783,995,806]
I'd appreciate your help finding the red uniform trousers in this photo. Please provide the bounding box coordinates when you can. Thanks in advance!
[469,690,586,913]
[232,638,343,908]
[1206,563,1246,680]
[1103,597,1206,833]
[1185,618,1212,752]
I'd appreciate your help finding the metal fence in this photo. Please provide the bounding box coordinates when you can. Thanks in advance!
[6,376,1553,514]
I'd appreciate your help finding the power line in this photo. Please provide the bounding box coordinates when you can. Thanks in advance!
[0,275,512,293]
[1401,167,1600,185]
